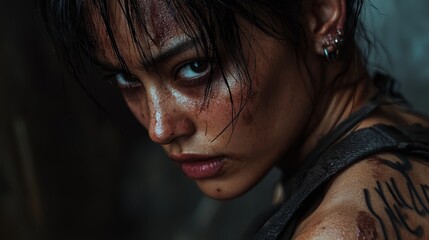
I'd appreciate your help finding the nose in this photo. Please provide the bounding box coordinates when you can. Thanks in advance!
[146,87,196,145]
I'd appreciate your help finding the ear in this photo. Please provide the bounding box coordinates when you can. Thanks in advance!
[306,0,346,57]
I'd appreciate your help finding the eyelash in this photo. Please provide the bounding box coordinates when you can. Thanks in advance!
[114,72,142,89]
[103,72,141,89]
[174,59,213,86]
[102,59,214,89]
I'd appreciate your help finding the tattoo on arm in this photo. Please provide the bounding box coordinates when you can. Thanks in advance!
[363,153,429,240]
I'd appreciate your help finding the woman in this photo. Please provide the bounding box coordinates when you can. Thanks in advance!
[39,0,429,239]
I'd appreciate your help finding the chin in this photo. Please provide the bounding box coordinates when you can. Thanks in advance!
[195,178,256,200]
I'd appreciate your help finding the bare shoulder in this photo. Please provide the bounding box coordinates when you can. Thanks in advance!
[292,207,378,240]
[292,153,429,240]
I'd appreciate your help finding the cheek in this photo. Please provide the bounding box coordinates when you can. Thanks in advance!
[121,88,148,124]
[239,88,259,127]
[199,97,235,137]
[241,109,255,126]
[193,80,246,140]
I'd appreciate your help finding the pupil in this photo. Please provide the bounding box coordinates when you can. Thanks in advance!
[190,61,207,73]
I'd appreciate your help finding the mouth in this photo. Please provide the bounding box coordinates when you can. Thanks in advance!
[169,154,226,179]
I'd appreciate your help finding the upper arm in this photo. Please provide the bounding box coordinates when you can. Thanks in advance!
[358,154,429,240]
[292,209,378,240]
[291,153,429,240]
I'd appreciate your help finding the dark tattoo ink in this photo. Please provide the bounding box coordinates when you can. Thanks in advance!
[422,185,429,204]
[365,189,389,239]
[364,153,429,239]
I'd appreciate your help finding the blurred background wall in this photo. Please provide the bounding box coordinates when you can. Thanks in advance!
[0,1,428,240]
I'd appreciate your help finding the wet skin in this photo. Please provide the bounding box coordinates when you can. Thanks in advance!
[91,1,315,199]
[87,0,429,239]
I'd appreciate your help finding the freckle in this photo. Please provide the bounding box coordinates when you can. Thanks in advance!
[356,211,377,240]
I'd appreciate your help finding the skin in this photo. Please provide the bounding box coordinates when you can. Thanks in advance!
[293,151,429,240]
[88,0,429,238]
[92,1,316,199]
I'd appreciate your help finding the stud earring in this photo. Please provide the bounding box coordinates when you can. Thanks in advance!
[322,29,344,63]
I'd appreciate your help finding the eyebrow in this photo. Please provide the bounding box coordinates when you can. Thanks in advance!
[141,37,198,68]
[94,37,198,72]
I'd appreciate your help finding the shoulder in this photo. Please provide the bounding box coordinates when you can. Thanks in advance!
[291,153,429,240]
[292,207,377,240]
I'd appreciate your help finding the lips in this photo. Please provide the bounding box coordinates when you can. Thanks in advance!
[169,154,225,179]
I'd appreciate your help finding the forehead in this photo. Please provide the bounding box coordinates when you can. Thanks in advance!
[86,0,183,66]
[138,0,178,45]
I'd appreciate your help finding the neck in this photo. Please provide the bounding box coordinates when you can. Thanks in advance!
[279,52,376,174]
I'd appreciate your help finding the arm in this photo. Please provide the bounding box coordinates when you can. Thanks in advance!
[291,154,429,240]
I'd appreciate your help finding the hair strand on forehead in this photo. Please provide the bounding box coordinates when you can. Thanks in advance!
[38,0,366,138]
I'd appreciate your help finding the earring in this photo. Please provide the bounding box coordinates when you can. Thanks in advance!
[322,29,344,63]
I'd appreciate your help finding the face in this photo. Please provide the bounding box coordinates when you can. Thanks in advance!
[92,1,315,199]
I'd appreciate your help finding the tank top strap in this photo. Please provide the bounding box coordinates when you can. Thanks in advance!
[254,124,429,240]
[254,74,429,240]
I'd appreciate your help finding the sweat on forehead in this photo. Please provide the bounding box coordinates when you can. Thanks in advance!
[139,0,178,45]
[85,0,183,62]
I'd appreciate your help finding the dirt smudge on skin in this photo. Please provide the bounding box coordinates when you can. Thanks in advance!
[356,211,378,240]
[241,110,254,125]
[367,156,384,166]
[132,0,179,47]
[367,156,386,181]
[241,90,258,126]
[372,167,384,181]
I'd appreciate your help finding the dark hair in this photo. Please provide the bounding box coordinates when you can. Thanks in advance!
[38,0,364,137]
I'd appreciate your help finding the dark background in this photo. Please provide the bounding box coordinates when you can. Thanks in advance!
[1,1,428,240]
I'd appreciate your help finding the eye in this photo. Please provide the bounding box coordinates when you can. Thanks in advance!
[114,73,142,89]
[175,60,212,84]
